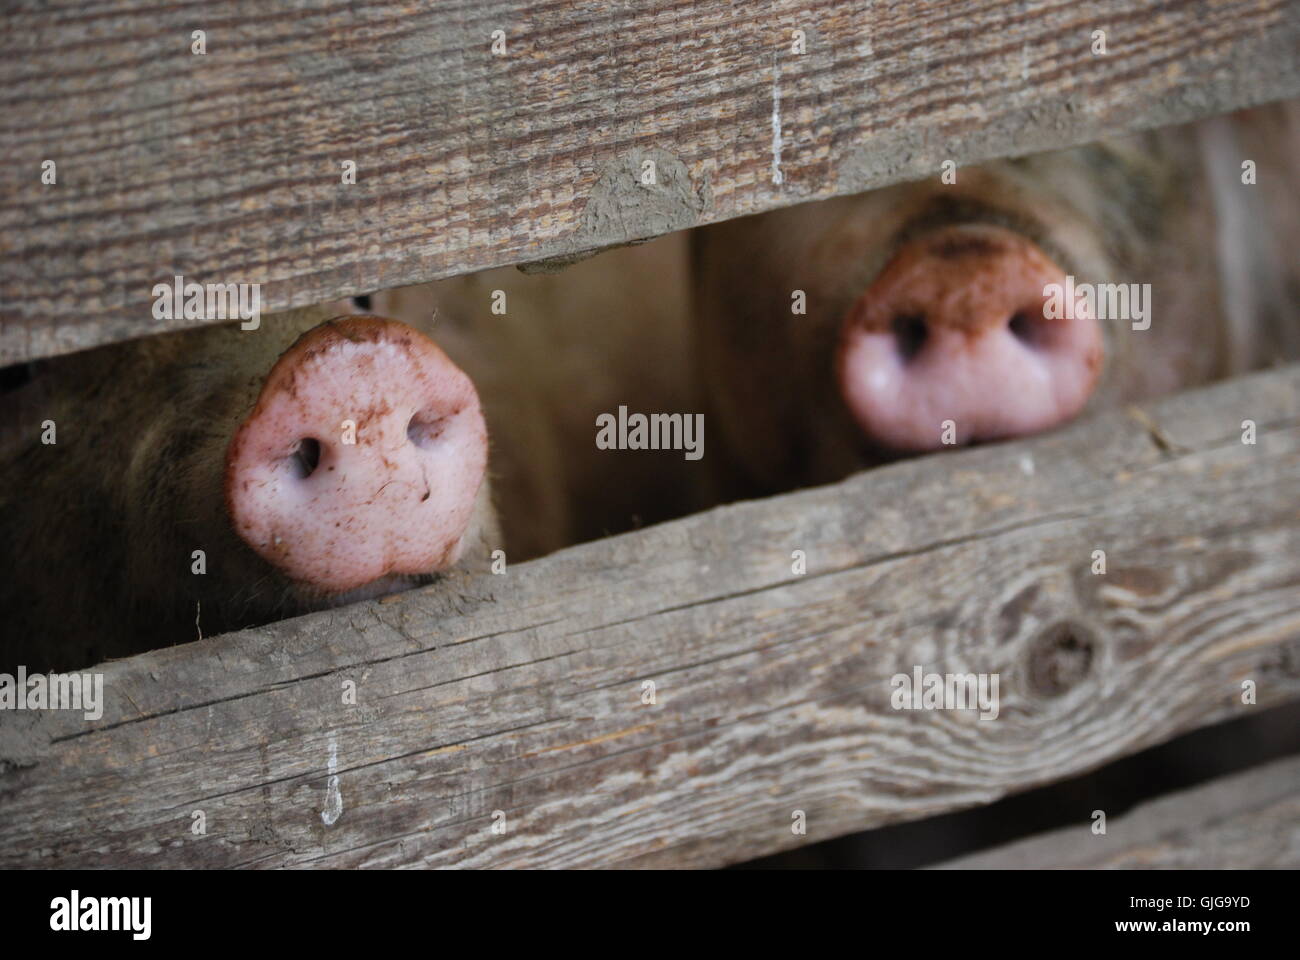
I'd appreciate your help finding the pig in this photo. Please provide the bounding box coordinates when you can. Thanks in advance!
[690,106,1299,498]
[0,236,698,673]
[0,307,500,672]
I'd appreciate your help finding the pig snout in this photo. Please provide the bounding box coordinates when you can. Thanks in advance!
[837,224,1103,451]
[224,316,488,593]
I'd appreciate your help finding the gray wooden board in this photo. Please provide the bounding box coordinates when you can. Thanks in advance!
[931,753,1300,868]
[1,365,1298,867]
[3,0,1299,362]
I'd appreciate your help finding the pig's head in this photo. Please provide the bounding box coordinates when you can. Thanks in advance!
[0,308,498,670]
[692,136,1221,493]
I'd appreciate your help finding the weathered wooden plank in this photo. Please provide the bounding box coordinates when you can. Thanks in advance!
[3,0,1298,363]
[931,754,1300,869]
[1,365,1298,868]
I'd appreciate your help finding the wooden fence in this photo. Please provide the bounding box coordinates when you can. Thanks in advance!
[2,366,1297,867]
[0,0,1297,869]
[2,0,1298,362]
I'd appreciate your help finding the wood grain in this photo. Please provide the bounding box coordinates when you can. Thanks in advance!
[3,0,1298,363]
[1,365,1299,868]
[931,754,1300,868]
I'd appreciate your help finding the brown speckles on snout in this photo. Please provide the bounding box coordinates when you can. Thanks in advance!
[224,315,489,593]
[837,223,1105,451]
[848,225,1066,338]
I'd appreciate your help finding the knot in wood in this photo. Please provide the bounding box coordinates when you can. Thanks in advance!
[1026,621,1096,697]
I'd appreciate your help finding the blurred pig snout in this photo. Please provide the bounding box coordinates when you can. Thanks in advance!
[225,316,488,593]
[837,224,1103,452]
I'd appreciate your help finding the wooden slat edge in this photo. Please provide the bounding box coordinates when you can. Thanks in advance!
[930,753,1300,869]
[1,365,1299,867]
[2,0,1298,361]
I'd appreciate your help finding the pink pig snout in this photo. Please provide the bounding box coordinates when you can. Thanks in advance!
[225,316,487,593]
[837,224,1103,451]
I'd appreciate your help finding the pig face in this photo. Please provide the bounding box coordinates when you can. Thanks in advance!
[0,309,499,671]
[692,130,1225,494]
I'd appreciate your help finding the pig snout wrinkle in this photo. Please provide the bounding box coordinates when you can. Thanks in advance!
[224,316,488,593]
[837,224,1104,452]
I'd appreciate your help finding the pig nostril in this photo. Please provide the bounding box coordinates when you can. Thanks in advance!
[891,313,928,362]
[407,411,450,449]
[289,438,321,479]
[1008,309,1040,346]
